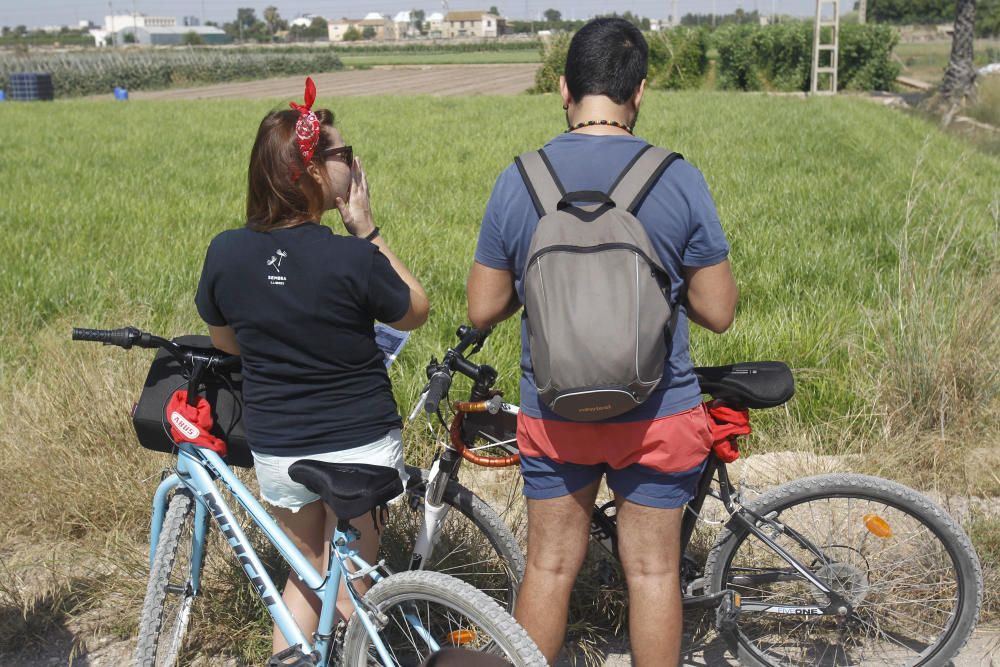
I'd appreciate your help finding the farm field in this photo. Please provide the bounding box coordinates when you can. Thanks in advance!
[0,91,998,663]
[894,38,1000,83]
[338,49,540,66]
[126,63,537,100]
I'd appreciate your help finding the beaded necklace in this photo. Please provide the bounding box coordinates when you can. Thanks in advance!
[566,119,634,135]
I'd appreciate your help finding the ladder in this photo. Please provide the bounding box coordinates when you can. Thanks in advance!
[811,0,840,95]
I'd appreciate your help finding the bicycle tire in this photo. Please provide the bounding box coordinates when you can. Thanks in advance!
[704,473,983,667]
[135,491,200,667]
[379,467,525,613]
[341,569,546,666]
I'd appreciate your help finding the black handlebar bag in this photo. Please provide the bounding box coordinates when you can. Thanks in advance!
[132,335,253,468]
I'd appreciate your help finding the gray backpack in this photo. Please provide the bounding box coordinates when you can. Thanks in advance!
[516,145,682,422]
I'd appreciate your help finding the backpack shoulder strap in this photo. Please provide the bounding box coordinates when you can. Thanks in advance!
[609,145,684,214]
[514,149,565,218]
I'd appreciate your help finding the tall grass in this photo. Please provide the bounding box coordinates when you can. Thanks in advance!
[1,92,998,661]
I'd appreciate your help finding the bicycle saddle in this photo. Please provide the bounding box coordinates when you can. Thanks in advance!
[288,461,403,521]
[693,361,794,409]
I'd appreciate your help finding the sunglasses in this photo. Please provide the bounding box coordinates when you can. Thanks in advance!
[324,145,353,166]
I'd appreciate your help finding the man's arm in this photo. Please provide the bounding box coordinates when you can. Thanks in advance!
[467,261,521,330]
[684,259,738,333]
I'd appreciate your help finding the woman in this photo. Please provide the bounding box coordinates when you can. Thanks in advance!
[194,78,429,654]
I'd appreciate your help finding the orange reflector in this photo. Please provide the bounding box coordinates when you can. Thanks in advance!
[864,514,893,538]
[446,629,477,646]
[733,593,741,607]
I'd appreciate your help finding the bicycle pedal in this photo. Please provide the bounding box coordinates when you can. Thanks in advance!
[715,590,741,638]
[267,646,316,667]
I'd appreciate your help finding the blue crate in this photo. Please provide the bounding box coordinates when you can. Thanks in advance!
[9,73,54,101]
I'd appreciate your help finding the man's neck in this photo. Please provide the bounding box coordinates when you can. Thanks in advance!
[566,96,634,136]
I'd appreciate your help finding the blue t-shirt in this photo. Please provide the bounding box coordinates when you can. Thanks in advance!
[195,223,411,455]
[475,133,730,422]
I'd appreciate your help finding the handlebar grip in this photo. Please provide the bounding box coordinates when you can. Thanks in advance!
[424,372,453,414]
[71,327,135,348]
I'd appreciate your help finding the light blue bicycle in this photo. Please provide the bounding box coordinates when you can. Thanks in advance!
[71,326,545,667]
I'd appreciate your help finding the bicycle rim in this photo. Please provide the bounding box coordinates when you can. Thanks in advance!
[707,474,982,667]
[379,468,525,612]
[341,570,546,666]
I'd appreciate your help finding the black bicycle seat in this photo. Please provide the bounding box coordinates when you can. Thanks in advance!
[694,362,794,409]
[288,461,403,521]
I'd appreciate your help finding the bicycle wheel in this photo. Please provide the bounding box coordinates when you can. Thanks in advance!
[341,569,546,666]
[704,473,983,667]
[135,491,201,667]
[379,467,525,612]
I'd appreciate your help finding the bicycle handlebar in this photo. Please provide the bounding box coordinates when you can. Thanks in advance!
[71,325,240,372]
[423,325,497,414]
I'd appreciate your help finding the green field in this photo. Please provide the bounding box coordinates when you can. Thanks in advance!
[1,92,998,659]
[894,38,1000,83]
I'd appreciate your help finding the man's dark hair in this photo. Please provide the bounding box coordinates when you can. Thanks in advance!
[564,18,648,105]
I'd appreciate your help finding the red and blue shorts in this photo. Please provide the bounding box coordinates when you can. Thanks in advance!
[517,404,713,509]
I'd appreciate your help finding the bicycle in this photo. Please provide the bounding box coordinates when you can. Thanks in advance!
[71,326,546,667]
[414,325,985,667]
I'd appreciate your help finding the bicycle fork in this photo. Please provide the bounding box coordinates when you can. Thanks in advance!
[408,449,462,570]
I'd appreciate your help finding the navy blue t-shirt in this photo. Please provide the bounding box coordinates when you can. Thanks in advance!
[195,223,411,456]
[475,133,730,421]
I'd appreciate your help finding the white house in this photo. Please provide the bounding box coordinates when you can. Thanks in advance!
[442,11,501,38]
[426,12,445,37]
[103,14,175,33]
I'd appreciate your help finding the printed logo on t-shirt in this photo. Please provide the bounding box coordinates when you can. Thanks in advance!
[266,249,288,286]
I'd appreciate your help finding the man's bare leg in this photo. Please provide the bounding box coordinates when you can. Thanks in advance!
[514,480,601,664]
[615,498,685,667]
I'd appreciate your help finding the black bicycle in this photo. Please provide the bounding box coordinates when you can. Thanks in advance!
[413,325,984,667]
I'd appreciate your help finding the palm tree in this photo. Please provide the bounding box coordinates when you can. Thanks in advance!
[938,0,977,125]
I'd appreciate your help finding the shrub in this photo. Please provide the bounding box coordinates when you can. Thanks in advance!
[647,28,709,90]
[714,22,901,92]
[531,33,571,94]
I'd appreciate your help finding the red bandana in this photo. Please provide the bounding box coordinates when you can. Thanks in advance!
[166,390,228,457]
[704,400,752,463]
[289,76,320,180]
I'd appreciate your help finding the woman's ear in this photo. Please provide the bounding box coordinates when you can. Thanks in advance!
[306,161,324,186]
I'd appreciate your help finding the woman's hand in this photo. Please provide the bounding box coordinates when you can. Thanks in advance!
[335,157,376,238]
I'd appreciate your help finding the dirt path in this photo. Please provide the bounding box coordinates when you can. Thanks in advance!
[127,64,537,101]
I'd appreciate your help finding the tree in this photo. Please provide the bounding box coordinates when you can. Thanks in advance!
[183,30,204,45]
[489,6,500,14]
[14,25,27,37]
[123,31,137,43]
[343,25,362,41]
[362,25,376,39]
[1,26,10,37]
[263,6,286,41]
[237,8,257,29]
[411,8,426,33]
[307,16,328,39]
[939,0,977,122]
[543,8,562,24]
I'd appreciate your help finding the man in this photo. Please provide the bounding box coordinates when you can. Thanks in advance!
[466,18,737,666]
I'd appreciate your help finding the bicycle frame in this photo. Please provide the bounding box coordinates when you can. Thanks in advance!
[148,441,418,666]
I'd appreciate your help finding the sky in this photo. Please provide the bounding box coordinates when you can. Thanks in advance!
[0,0,821,29]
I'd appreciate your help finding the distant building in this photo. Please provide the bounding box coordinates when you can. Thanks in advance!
[392,11,419,38]
[290,14,321,28]
[182,16,200,27]
[426,12,445,37]
[442,11,502,38]
[104,14,176,33]
[327,13,396,41]
[115,25,229,45]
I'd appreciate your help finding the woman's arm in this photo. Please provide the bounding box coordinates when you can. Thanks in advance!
[335,158,429,331]
[208,324,241,355]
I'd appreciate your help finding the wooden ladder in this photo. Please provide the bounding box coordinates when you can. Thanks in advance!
[811,0,840,95]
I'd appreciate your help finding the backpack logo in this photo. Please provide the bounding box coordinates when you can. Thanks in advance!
[170,411,201,440]
[266,249,288,286]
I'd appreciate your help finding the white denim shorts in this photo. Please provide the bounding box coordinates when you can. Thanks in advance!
[252,429,408,512]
